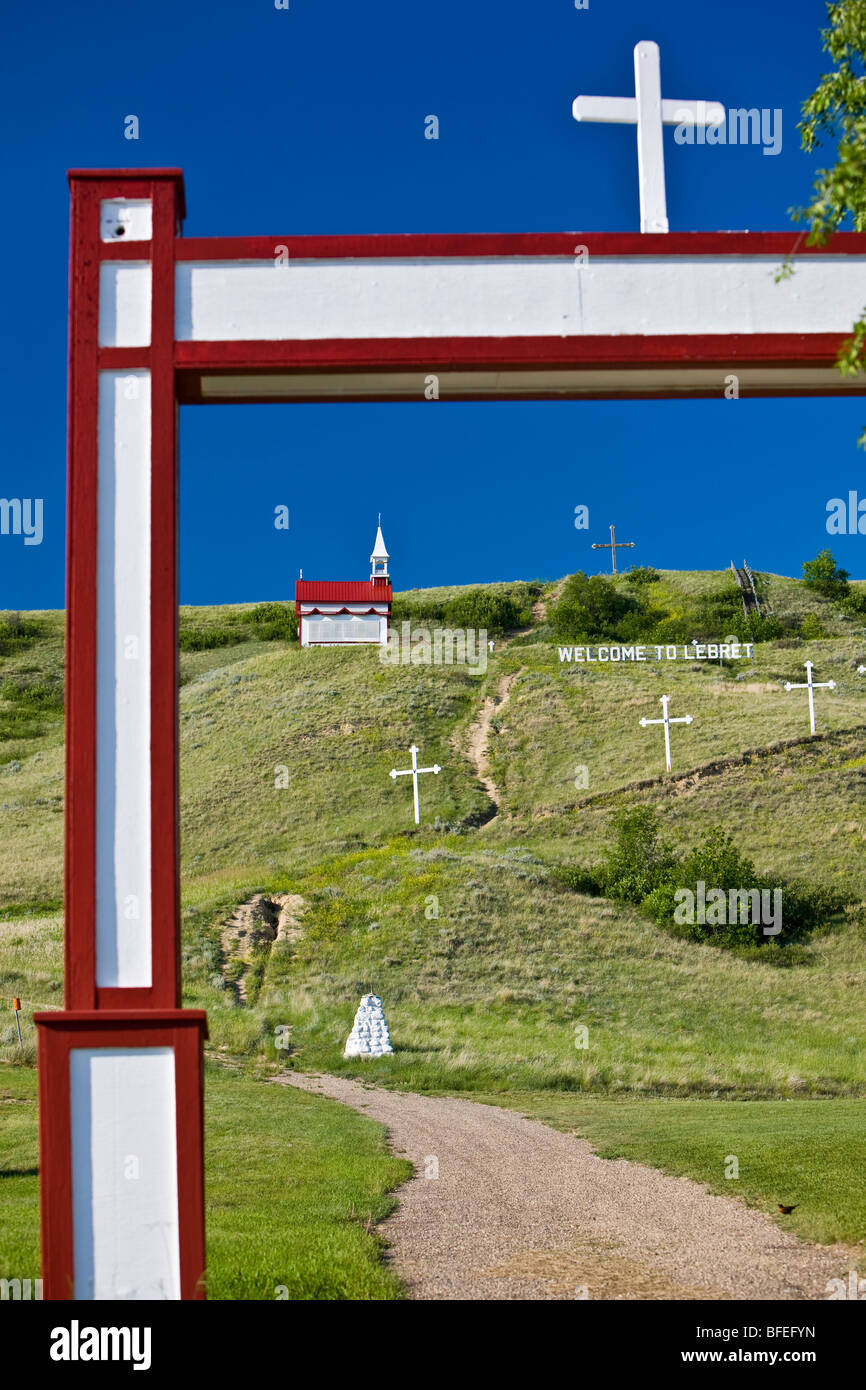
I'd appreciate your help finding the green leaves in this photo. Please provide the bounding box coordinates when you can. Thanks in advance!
[802,548,850,596]
[792,1,866,419]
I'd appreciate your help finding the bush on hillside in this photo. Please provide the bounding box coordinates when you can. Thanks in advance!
[800,612,829,640]
[728,611,785,643]
[552,571,782,646]
[0,613,41,655]
[178,603,297,651]
[839,586,866,617]
[566,807,843,951]
[626,565,660,585]
[390,595,448,625]
[641,826,763,948]
[601,806,677,903]
[803,549,850,599]
[444,588,528,634]
[647,614,694,644]
[693,581,743,627]
[0,709,45,742]
[551,572,639,640]
[0,678,63,710]
[178,625,244,652]
[240,602,297,642]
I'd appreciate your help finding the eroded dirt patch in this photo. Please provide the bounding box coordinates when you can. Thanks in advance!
[221,892,306,1002]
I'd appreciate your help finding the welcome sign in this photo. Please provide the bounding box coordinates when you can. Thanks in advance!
[558,641,757,663]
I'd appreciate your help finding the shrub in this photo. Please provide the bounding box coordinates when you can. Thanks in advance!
[444,588,526,634]
[0,613,40,655]
[692,583,783,644]
[800,612,829,640]
[803,549,850,599]
[726,611,785,643]
[551,572,639,640]
[626,566,660,585]
[178,626,243,651]
[0,709,44,741]
[839,587,866,617]
[0,678,63,710]
[693,583,742,629]
[601,806,677,903]
[240,602,297,642]
[614,606,667,641]
[552,864,603,896]
[648,615,693,644]
[390,595,448,625]
[567,810,844,952]
[639,825,843,948]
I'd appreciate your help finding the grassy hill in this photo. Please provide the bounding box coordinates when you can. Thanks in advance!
[3,568,866,1289]
[3,569,866,1085]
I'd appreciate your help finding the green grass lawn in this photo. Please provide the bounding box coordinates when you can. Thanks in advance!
[0,1066,41,1284]
[0,1062,409,1300]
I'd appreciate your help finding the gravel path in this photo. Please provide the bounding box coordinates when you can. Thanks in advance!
[281,1073,855,1301]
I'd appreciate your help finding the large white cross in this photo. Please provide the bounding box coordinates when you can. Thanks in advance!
[640,694,693,772]
[572,41,725,233]
[784,661,836,736]
[389,744,441,824]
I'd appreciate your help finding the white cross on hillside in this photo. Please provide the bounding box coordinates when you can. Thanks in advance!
[640,694,693,773]
[784,661,836,736]
[389,744,441,824]
[572,41,725,233]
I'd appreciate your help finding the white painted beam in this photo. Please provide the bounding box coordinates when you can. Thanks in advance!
[176,256,866,343]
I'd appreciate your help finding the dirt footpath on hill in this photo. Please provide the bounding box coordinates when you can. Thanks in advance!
[280,1074,855,1301]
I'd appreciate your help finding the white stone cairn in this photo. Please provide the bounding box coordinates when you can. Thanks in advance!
[784,660,836,736]
[639,693,693,772]
[344,994,394,1058]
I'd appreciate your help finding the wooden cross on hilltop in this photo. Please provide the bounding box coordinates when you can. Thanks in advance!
[591,523,635,575]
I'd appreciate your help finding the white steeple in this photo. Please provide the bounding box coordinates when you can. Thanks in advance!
[370,514,389,581]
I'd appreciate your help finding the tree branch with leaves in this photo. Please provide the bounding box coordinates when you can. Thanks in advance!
[793,1,866,441]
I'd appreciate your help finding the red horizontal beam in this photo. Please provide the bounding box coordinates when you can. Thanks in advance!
[173,231,866,261]
[174,333,850,372]
[34,1009,208,1027]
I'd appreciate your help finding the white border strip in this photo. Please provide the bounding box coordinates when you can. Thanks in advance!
[99,262,152,347]
[96,372,152,989]
[70,1048,181,1299]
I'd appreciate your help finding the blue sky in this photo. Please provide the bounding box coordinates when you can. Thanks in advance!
[2,0,864,607]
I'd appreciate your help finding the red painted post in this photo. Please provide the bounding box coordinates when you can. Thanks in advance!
[35,169,207,1301]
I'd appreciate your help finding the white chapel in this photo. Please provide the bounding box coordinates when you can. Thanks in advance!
[295,523,393,647]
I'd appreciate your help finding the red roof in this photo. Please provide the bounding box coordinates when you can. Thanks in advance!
[295,580,392,603]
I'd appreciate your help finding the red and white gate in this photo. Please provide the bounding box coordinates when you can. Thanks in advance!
[36,167,866,1299]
